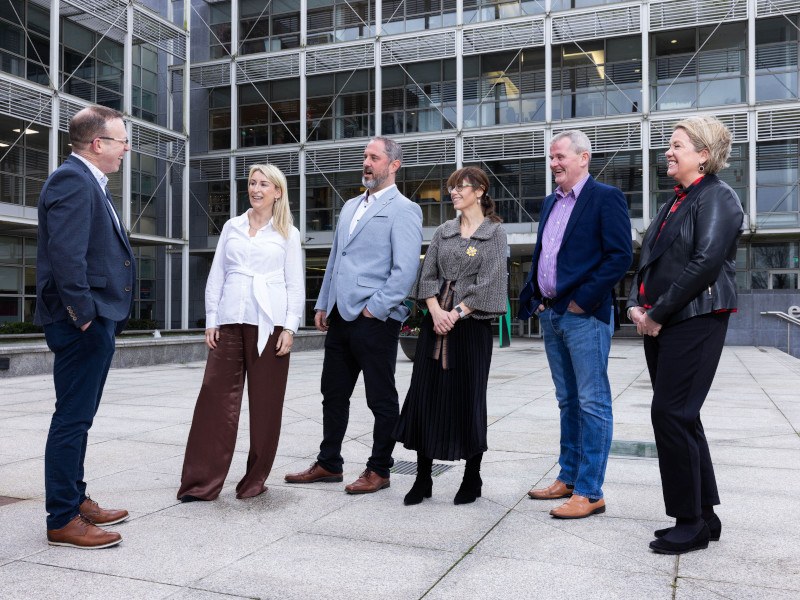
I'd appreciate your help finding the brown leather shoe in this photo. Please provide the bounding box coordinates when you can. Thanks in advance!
[284,462,343,483]
[47,515,122,549]
[528,480,574,500]
[345,469,390,494]
[549,495,606,519]
[79,496,129,526]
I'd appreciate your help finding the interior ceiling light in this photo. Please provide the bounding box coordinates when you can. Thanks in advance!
[12,128,39,134]
[670,39,678,44]
[0,142,9,147]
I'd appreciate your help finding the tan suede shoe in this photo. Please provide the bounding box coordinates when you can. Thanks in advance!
[528,480,574,500]
[549,495,606,519]
[47,515,122,549]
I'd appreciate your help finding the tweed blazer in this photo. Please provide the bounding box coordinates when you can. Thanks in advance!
[415,217,507,319]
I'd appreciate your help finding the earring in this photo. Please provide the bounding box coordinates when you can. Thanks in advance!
[698,163,705,173]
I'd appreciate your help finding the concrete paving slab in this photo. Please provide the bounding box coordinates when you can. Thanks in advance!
[193,533,458,600]
[300,484,509,553]
[676,578,800,599]
[677,529,800,591]
[472,509,672,575]
[163,589,253,600]
[0,458,44,499]
[425,554,675,600]
[27,514,282,587]
[0,499,50,559]
[124,423,192,446]
[0,562,178,600]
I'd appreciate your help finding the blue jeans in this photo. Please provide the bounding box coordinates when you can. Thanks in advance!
[540,309,613,500]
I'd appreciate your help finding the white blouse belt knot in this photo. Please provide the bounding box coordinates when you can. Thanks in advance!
[228,266,285,355]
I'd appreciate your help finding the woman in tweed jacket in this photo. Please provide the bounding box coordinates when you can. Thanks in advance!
[394,166,507,506]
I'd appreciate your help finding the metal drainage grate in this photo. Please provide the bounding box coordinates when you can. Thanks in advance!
[609,440,658,459]
[391,460,454,477]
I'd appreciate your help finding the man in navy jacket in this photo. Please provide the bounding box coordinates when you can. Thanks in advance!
[519,130,632,519]
[35,105,136,548]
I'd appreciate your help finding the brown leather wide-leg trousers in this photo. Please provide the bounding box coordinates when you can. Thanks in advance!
[178,324,289,500]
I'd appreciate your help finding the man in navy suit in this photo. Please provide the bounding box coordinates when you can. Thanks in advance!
[519,130,632,519]
[35,106,136,548]
[285,137,423,494]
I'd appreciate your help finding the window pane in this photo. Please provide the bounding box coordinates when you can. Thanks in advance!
[0,265,21,293]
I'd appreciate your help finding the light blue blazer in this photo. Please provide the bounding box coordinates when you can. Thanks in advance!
[315,187,423,322]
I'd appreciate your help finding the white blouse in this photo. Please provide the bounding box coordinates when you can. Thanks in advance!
[205,211,305,355]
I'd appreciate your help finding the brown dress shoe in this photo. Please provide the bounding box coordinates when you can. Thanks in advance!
[47,515,122,549]
[549,495,606,519]
[79,496,129,526]
[528,480,574,500]
[284,462,344,483]
[345,469,390,494]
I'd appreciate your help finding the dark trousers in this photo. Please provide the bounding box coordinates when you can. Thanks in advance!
[317,308,401,478]
[178,324,289,500]
[43,316,117,530]
[645,312,728,519]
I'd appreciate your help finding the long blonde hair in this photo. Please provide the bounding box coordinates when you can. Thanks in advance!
[248,164,293,239]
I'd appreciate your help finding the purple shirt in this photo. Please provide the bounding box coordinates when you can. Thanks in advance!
[537,173,590,299]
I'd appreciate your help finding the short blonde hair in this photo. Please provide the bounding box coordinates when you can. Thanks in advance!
[247,164,293,239]
[673,116,732,175]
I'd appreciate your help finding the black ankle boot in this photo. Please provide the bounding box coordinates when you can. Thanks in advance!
[454,453,483,505]
[404,454,433,506]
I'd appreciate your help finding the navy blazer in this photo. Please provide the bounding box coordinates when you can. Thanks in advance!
[35,155,136,333]
[518,176,632,324]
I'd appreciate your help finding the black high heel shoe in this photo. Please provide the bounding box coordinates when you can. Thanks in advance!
[654,513,721,541]
[650,522,710,555]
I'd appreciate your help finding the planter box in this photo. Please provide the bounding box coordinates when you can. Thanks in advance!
[399,336,418,361]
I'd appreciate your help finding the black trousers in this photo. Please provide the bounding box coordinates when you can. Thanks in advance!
[317,307,401,478]
[645,312,728,519]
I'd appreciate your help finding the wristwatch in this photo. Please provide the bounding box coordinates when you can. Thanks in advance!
[454,305,467,319]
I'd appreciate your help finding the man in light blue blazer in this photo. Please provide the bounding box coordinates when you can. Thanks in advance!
[286,137,423,494]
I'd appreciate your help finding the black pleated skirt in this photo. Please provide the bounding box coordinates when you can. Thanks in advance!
[394,313,493,461]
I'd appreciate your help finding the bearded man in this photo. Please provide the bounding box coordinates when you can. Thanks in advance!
[285,137,423,494]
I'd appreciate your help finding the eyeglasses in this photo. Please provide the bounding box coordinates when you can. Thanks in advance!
[96,136,129,145]
[447,184,475,193]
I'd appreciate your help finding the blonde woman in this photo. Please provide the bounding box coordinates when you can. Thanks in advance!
[178,164,304,501]
[627,116,743,554]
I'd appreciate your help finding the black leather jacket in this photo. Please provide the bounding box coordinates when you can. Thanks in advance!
[627,175,744,327]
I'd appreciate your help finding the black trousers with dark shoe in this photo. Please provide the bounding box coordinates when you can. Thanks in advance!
[645,312,728,519]
[317,307,401,478]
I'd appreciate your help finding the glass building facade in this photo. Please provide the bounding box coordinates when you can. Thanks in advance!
[1,0,798,330]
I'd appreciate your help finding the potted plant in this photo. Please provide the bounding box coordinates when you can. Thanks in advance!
[399,305,425,361]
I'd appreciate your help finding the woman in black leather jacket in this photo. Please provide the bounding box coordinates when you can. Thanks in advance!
[627,116,743,555]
